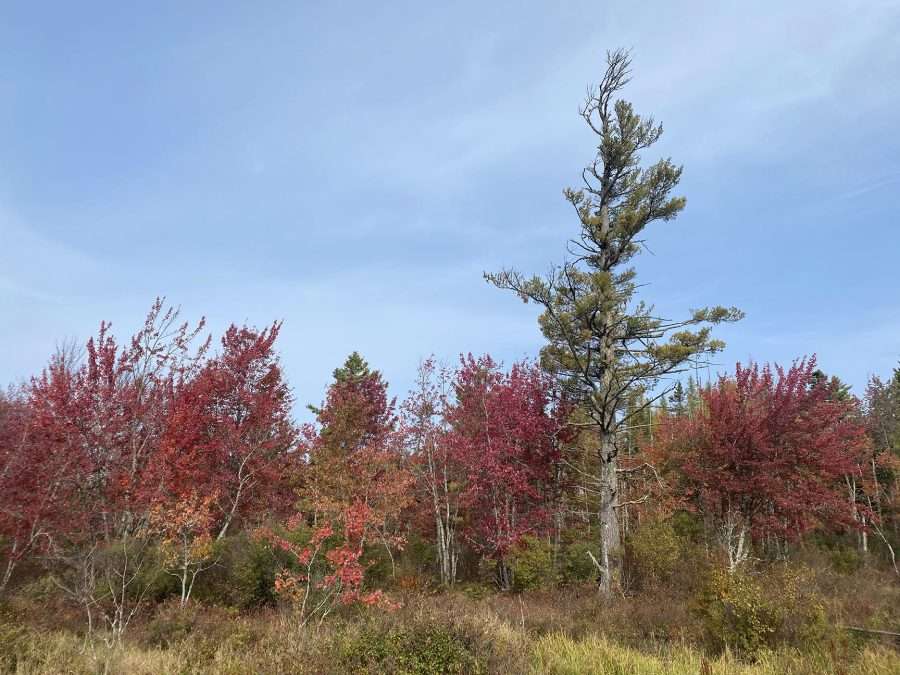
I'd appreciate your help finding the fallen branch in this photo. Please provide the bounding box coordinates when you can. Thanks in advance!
[843,626,900,640]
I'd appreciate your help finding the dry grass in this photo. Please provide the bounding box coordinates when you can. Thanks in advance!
[531,634,900,675]
[1,556,898,674]
[2,618,898,675]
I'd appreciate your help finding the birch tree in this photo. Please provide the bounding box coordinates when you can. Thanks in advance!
[401,358,461,586]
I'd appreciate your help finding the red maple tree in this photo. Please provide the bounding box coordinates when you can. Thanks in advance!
[0,388,78,592]
[447,355,561,589]
[260,501,398,626]
[16,301,208,639]
[655,357,869,570]
[154,322,297,540]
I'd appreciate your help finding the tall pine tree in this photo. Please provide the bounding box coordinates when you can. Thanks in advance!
[486,50,742,595]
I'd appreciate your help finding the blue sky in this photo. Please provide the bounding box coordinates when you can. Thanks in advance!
[2,1,899,415]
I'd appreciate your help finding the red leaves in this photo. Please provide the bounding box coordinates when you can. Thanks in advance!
[13,301,207,549]
[0,300,299,593]
[447,355,561,561]
[9,297,891,612]
[263,500,399,622]
[148,489,218,545]
[0,391,60,584]
[657,357,870,543]
[310,523,335,546]
[153,322,297,538]
[265,353,411,621]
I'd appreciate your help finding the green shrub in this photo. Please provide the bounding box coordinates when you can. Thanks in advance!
[340,622,484,674]
[808,532,867,575]
[457,582,491,600]
[669,510,705,543]
[555,530,601,587]
[397,531,437,579]
[136,543,181,603]
[393,624,483,674]
[697,569,776,655]
[11,574,58,603]
[626,518,682,589]
[361,541,398,588]
[191,533,281,609]
[696,564,829,657]
[510,536,555,591]
[827,547,864,574]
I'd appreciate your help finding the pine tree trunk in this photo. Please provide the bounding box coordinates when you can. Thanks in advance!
[598,432,620,596]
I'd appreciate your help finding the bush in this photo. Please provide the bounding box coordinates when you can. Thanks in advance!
[392,624,483,674]
[828,546,864,575]
[396,531,437,580]
[0,618,28,672]
[626,518,682,589]
[695,564,829,657]
[457,582,491,600]
[510,536,555,592]
[191,533,281,609]
[136,543,181,603]
[361,541,399,588]
[340,621,484,674]
[142,601,199,648]
[555,530,601,587]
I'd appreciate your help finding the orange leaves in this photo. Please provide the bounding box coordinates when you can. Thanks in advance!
[148,490,219,594]
[310,523,335,546]
[262,500,401,624]
[149,490,218,539]
[301,353,413,586]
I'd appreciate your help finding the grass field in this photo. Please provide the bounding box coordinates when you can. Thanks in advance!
[2,586,898,674]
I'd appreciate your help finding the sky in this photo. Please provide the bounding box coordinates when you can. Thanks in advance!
[1,0,899,417]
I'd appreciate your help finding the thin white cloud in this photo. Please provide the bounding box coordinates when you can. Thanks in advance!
[839,172,900,201]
